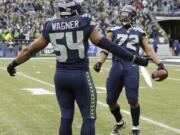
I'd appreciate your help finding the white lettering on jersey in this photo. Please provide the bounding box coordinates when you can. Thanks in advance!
[52,20,79,30]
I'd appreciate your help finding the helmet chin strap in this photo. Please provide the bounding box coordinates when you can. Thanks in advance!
[120,15,132,27]
[60,12,72,16]
[121,22,130,25]
[122,23,131,29]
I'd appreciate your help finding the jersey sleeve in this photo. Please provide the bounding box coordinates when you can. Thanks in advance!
[82,14,96,33]
[41,20,51,42]
[106,26,121,41]
[135,26,146,37]
[107,27,114,33]
[89,18,96,32]
[107,26,121,33]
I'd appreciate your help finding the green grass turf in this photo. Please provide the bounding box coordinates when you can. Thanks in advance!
[0,58,180,135]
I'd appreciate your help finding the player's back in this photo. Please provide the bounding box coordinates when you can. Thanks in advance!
[42,14,95,71]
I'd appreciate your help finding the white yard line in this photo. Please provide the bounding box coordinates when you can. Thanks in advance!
[18,71,55,88]
[97,101,180,134]
[1,67,180,134]
[167,77,180,81]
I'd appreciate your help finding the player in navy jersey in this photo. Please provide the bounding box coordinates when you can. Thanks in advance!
[7,1,150,135]
[94,5,168,135]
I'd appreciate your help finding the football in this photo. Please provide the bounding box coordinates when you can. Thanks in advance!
[151,69,168,81]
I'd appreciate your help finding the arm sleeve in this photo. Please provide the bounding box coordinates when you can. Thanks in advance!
[97,37,134,61]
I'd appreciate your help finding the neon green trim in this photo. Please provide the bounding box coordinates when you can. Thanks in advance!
[86,72,95,119]
[132,55,136,63]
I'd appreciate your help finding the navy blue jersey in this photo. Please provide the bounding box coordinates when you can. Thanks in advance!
[42,14,96,70]
[108,26,145,62]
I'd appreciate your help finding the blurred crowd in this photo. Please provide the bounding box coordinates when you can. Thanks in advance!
[0,0,180,57]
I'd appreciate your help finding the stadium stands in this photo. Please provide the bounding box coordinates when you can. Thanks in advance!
[0,0,179,57]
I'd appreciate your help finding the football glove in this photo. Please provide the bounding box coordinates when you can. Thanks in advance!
[7,60,18,76]
[151,63,168,81]
[133,56,151,66]
[157,62,168,78]
[157,63,167,71]
[93,62,102,72]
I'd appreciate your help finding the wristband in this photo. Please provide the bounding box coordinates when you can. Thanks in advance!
[157,63,164,69]
[11,60,19,67]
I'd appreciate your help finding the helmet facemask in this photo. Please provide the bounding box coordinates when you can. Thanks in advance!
[119,5,137,26]
[58,0,84,17]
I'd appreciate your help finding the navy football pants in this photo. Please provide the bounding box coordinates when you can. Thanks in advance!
[106,61,140,106]
[54,69,97,135]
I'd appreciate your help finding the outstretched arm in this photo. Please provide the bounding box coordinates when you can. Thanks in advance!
[141,36,161,65]
[7,35,49,76]
[90,26,149,67]
[14,35,48,65]
[141,36,167,73]
[90,27,134,61]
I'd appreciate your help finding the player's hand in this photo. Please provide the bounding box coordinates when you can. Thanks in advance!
[151,63,168,81]
[133,56,151,66]
[157,63,168,74]
[7,60,18,76]
[93,62,102,72]
[157,63,166,70]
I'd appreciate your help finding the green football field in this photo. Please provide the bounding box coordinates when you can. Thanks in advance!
[0,58,180,135]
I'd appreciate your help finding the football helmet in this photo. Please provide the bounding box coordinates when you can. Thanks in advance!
[58,0,84,17]
[120,5,137,26]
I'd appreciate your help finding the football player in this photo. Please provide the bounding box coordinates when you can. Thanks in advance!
[7,1,150,135]
[93,5,168,135]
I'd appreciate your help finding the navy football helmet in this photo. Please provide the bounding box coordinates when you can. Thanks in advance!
[120,5,137,26]
[58,0,84,17]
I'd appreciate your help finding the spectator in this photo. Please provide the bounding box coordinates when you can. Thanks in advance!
[0,40,3,57]
[4,31,13,41]
[8,40,14,57]
[0,0,179,57]
[152,39,158,53]
[173,40,180,56]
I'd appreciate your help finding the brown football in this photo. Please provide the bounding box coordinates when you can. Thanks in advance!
[151,69,168,81]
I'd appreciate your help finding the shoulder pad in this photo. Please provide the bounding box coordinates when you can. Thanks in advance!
[82,14,96,25]
[108,26,122,32]
[44,18,53,24]
[46,17,54,21]
[132,26,145,34]
[82,14,92,19]
[44,18,54,25]
[42,18,53,31]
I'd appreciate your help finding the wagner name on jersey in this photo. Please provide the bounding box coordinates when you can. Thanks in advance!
[42,14,96,70]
